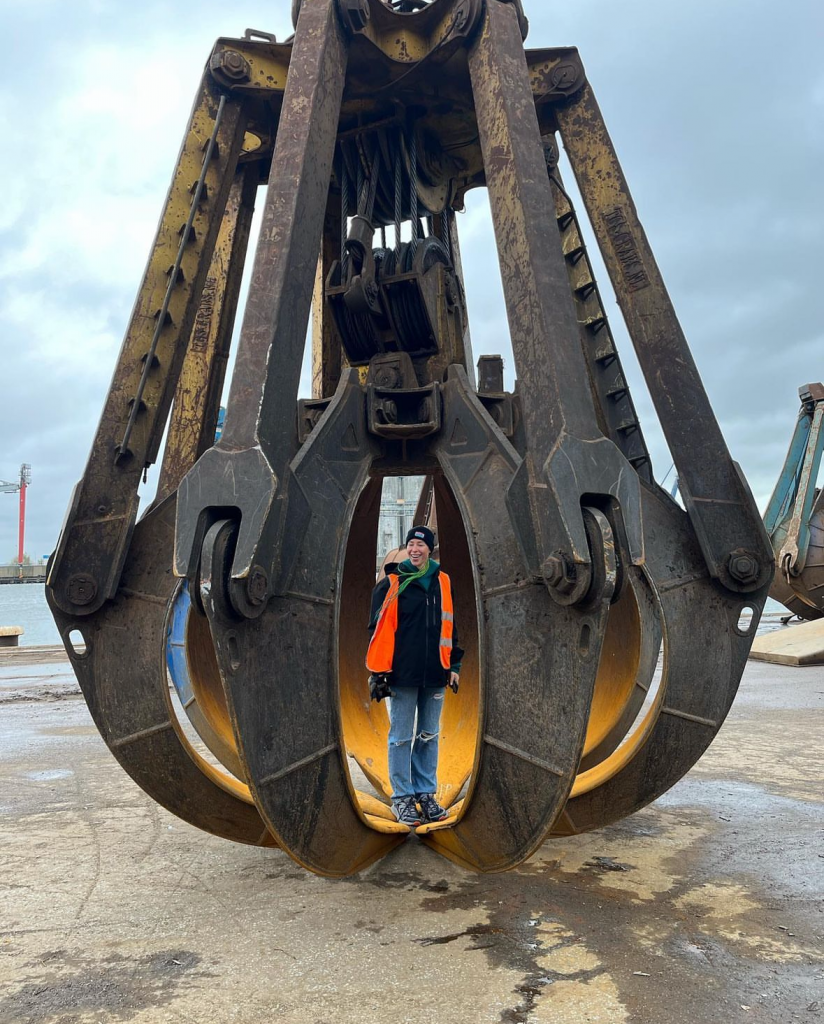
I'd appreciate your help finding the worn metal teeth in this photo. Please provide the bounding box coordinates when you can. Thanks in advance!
[548,159,653,485]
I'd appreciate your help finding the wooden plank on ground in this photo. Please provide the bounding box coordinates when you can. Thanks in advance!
[749,619,824,666]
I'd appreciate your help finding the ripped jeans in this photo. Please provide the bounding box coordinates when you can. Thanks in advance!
[387,686,446,799]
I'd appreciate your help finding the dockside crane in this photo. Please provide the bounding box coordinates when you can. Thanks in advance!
[1,464,31,575]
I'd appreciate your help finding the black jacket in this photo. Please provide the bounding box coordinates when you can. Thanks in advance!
[368,561,463,689]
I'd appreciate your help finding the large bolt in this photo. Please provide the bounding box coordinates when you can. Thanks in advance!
[379,399,398,424]
[727,549,760,586]
[209,50,252,83]
[545,555,566,588]
[247,566,269,606]
[549,60,583,95]
[66,573,98,607]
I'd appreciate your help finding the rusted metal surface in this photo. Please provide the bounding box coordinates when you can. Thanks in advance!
[554,74,772,596]
[311,190,345,399]
[555,478,763,836]
[46,496,275,847]
[200,373,402,875]
[468,0,642,601]
[425,367,613,870]
[47,0,773,877]
[174,0,349,616]
[544,140,653,486]
[157,168,258,501]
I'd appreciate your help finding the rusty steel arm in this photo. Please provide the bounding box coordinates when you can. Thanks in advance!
[468,0,642,600]
[48,80,248,617]
[174,0,349,616]
[554,74,772,593]
[157,168,259,501]
[543,144,654,487]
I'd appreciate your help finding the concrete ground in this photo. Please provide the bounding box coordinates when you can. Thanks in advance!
[0,652,822,1024]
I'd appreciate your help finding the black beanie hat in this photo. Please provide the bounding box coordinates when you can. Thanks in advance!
[405,525,435,552]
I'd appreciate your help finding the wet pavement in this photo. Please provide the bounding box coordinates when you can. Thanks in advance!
[0,654,822,1024]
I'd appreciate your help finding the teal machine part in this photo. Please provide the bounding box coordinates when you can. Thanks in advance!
[764,383,824,618]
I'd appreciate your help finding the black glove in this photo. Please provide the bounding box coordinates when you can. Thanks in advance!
[368,673,394,703]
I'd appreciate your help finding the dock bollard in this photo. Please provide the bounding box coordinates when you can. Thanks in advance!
[0,626,24,648]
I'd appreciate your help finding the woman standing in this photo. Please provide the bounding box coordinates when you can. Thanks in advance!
[367,525,463,826]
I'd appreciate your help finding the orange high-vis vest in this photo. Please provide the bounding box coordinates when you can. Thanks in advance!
[366,571,454,674]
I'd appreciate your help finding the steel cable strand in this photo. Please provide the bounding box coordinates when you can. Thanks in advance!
[394,129,403,260]
[340,150,350,276]
[409,125,419,260]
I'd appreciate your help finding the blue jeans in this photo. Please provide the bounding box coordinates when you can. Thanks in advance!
[387,687,445,799]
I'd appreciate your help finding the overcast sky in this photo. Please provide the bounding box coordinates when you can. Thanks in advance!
[0,0,821,563]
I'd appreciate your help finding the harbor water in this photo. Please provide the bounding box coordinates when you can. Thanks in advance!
[0,582,789,649]
[0,585,61,646]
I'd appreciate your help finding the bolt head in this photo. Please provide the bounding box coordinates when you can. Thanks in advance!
[549,60,582,94]
[545,555,565,588]
[728,550,760,585]
[210,49,251,83]
[247,567,269,605]
[66,573,97,607]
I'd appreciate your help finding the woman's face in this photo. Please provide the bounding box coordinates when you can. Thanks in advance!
[406,538,430,567]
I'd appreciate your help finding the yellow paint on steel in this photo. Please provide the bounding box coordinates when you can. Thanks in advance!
[181,469,645,845]
[210,39,290,94]
[568,570,667,801]
[580,579,641,758]
[184,603,247,780]
[124,87,246,459]
[336,477,481,830]
[311,192,344,399]
[158,169,256,500]
[352,3,470,65]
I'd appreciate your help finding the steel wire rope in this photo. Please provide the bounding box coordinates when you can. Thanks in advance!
[340,151,350,276]
[394,131,403,260]
[409,126,419,260]
[441,209,452,263]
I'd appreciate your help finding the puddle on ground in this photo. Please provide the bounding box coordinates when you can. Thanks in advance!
[0,949,205,1023]
[38,726,96,737]
[24,769,74,781]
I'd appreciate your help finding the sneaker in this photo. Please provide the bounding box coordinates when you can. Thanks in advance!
[416,793,448,823]
[392,796,422,826]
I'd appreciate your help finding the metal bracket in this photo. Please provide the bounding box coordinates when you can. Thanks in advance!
[476,355,515,437]
[367,382,441,439]
[337,0,371,33]
[297,398,333,443]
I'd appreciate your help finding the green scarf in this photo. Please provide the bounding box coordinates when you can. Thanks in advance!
[396,558,430,598]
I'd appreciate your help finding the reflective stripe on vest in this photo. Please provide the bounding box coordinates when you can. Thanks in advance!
[366,571,454,674]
